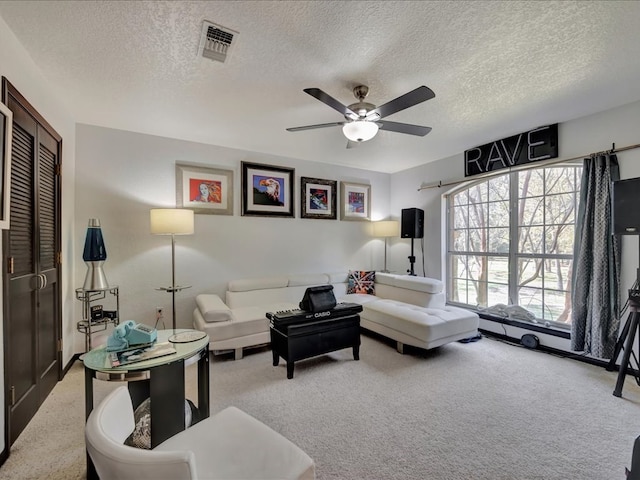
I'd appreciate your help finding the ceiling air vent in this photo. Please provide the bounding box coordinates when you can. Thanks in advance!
[198,21,238,63]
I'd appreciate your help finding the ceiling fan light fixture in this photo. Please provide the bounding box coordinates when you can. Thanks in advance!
[342,120,378,142]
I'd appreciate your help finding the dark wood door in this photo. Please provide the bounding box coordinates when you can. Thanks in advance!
[2,78,62,446]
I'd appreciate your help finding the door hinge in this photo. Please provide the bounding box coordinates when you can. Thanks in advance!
[55,163,62,176]
[10,386,15,406]
[7,256,14,274]
[56,251,62,265]
[57,338,62,353]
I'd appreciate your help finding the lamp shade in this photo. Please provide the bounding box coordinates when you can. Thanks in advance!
[83,218,107,261]
[373,220,399,237]
[150,209,194,235]
[342,120,379,142]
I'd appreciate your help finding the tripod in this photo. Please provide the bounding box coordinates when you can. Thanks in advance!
[607,290,640,397]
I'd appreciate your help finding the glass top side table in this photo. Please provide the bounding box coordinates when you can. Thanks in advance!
[83,329,210,480]
[83,328,208,375]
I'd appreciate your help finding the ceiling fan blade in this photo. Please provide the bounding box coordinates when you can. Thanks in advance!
[377,120,432,136]
[286,122,344,132]
[367,86,435,120]
[304,88,358,117]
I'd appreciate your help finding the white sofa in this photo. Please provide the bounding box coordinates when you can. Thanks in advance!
[193,272,479,359]
[193,273,349,359]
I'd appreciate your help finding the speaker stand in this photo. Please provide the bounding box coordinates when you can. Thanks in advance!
[608,298,640,398]
[608,254,640,398]
[407,238,416,276]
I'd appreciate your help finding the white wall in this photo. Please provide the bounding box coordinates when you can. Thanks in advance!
[74,125,391,350]
[389,99,640,353]
[0,16,76,458]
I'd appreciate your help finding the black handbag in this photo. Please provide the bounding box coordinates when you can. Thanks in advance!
[299,285,337,313]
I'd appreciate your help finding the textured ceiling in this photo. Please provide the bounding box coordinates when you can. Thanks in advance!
[1,0,640,173]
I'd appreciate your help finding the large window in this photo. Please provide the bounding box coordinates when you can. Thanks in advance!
[447,165,582,329]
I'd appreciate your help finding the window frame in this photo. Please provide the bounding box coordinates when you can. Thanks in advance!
[445,163,582,331]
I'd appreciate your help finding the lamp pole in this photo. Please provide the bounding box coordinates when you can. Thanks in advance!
[170,232,177,331]
[383,237,390,273]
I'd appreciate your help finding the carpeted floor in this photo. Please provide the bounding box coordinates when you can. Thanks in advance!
[2,333,640,479]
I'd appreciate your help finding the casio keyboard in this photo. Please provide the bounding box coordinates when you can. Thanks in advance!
[266,302,363,328]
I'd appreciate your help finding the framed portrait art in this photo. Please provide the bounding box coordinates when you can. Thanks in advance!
[300,177,337,220]
[241,161,295,217]
[340,181,371,221]
[176,163,234,215]
[0,101,12,230]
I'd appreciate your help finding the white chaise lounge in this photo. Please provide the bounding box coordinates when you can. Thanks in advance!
[345,273,480,353]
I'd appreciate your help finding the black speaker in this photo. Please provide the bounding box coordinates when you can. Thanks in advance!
[401,208,424,238]
[613,177,640,235]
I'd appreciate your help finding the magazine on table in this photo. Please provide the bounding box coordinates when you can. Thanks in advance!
[109,342,177,367]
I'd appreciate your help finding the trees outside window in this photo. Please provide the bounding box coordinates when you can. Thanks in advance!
[447,166,582,328]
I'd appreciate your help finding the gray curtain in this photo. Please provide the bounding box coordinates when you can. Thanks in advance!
[571,153,620,358]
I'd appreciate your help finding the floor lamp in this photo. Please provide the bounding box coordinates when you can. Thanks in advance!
[150,208,195,330]
[373,220,399,273]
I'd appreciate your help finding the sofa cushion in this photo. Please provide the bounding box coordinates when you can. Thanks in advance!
[196,295,234,323]
[375,273,442,294]
[392,275,442,294]
[347,270,376,295]
[206,303,296,342]
[340,293,379,305]
[373,272,396,286]
[288,273,329,287]
[228,276,289,292]
[327,272,349,284]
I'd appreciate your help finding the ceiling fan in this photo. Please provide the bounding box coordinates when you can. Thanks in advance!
[286,84,435,145]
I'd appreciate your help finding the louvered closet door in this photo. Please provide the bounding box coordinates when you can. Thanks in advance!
[3,80,61,446]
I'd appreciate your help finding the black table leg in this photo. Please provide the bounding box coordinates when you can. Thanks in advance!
[353,344,360,360]
[287,361,295,379]
[150,360,185,447]
[84,368,98,480]
[272,349,279,366]
[197,350,210,422]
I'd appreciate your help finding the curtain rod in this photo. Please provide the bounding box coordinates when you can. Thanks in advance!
[417,141,640,191]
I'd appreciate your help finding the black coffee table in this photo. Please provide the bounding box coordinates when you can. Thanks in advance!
[270,314,360,379]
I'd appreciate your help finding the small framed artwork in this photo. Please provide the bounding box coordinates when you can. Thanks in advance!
[241,161,295,217]
[301,177,337,220]
[340,181,371,221]
[176,163,233,215]
[0,101,13,230]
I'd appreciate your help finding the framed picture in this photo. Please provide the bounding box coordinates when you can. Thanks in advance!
[300,177,337,220]
[241,161,294,217]
[176,163,233,215]
[0,101,13,230]
[340,181,371,221]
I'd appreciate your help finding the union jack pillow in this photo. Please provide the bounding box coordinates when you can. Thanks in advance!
[347,270,376,295]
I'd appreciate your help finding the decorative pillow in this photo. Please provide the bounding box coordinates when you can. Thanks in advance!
[347,270,376,295]
[125,398,151,449]
[124,397,199,449]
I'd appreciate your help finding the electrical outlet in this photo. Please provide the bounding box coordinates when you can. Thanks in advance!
[156,307,163,320]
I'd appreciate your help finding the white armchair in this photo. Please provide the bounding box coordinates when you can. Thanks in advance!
[85,386,315,480]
